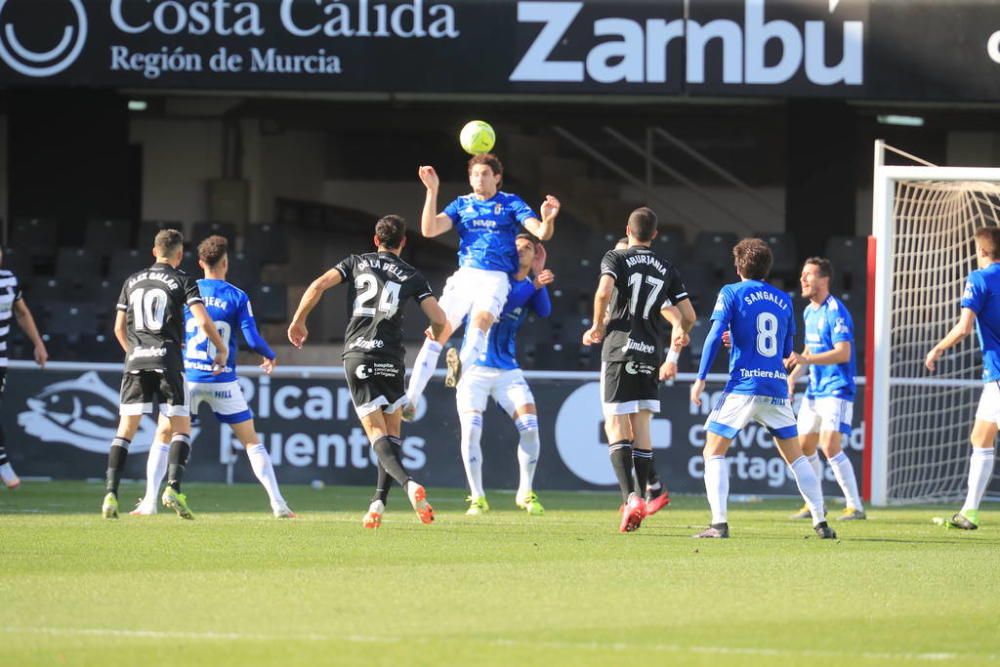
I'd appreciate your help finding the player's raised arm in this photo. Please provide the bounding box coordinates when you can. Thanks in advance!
[926,308,978,372]
[189,302,228,373]
[583,274,615,345]
[418,166,453,238]
[522,196,560,241]
[13,297,47,368]
[288,266,345,348]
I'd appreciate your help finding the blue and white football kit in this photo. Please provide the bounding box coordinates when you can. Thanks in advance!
[183,279,275,424]
[797,295,857,436]
[457,277,551,415]
[699,280,798,440]
[438,192,537,328]
[962,262,1000,424]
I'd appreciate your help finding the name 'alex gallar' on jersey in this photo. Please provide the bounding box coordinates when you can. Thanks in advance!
[335,251,433,413]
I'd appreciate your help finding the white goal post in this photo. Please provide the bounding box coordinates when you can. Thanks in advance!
[869,140,1000,505]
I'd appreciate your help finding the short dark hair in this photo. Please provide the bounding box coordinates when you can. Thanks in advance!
[627,207,657,242]
[197,235,228,268]
[804,256,832,279]
[975,227,1000,259]
[516,232,539,244]
[733,238,773,280]
[375,215,406,250]
[154,229,184,257]
[467,153,503,177]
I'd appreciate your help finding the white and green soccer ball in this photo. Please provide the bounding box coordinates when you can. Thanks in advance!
[459,120,496,155]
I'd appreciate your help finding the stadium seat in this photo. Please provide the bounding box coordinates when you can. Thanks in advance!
[12,217,58,259]
[137,220,184,247]
[692,231,739,272]
[2,247,35,286]
[244,223,289,264]
[192,221,237,247]
[29,279,67,313]
[252,283,288,323]
[55,248,101,284]
[107,249,147,283]
[825,236,868,293]
[46,303,99,336]
[85,219,133,253]
[757,232,798,276]
[652,228,687,262]
[226,251,260,293]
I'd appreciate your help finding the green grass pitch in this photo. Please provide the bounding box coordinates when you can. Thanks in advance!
[1,482,999,666]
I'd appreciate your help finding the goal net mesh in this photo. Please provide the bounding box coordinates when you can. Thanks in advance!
[886,179,1000,503]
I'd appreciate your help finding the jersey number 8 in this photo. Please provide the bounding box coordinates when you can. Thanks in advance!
[756,312,779,357]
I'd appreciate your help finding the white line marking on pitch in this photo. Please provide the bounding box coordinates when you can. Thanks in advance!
[2,627,993,662]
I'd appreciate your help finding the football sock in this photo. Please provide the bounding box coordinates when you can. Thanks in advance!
[460,412,486,498]
[406,339,442,405]
[789,455,826,525]
[105,436,131,496]
[704,455,729,525]
[166,433,192,492]
[632,448,653,496]
[647,457,662,494]
[372,436,411,489]
[373,462,391,504]
[459,326,488,371]
[608,440,636,503]
[828,450,863,511]
[515,414,539,496]
[962,447,996,513]
[807,452,823,482]
[142,439,170,504]
[246,443,285,507]
[0,445,7,466]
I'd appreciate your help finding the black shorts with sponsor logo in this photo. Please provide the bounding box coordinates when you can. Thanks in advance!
[343,356,406,418]
[119,369,188,417]
[601,360,660,414]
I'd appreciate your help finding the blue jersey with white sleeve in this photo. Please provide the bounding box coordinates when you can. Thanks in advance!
[803,295,856,399]
[443,192,536,273]
[961,262,1000,382]
[699,280,795,398]
[183,279,275,384]
[473,276,551,371]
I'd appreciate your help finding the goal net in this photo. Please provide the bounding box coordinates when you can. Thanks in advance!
[870,144,1000,505]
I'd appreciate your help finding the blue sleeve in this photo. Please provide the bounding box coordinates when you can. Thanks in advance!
[510,195,537,224]
[697,319,726,380]
[530,286,552,318]
[831,309,854,345]
[710,287,734,326]
[239,294,275,360]
[962,273,984,314]
[443,197,463,225]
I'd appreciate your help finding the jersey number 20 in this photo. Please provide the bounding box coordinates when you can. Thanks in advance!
[353,275,400,318]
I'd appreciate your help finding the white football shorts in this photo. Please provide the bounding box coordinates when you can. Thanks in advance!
[456,366,535,416]
[188,380,253,424]
[975,381,1000,425]
[438,267,511,330]
[797,396,854,436]
[706,392,798,440]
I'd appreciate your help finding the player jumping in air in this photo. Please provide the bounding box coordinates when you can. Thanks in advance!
[786,257,866,521]
[0,248,47,490]
[457,233,553,516]
[926,226,1000,530]
[130,235,294,518]
[102,229,227,520]
[583,207,695,533]
[403,154,559,414]
[288,215,446,528]
[691,238,835,539]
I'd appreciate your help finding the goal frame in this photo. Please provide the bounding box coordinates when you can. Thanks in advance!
[867,140,1000,506]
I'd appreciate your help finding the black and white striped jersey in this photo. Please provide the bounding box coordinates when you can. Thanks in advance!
[0,269,21,366]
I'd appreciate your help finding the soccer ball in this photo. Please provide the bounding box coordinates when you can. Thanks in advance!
[459,120,496,155]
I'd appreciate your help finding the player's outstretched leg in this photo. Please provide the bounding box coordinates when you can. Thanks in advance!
[790,452,823,519]
[403,339,444,418]
[459,411,489,515]
[132,420,171,515]
[102,435,132,519]
[940,443,996,530]
[161,433,194,520]
[788,455,836,539]
[827,450,865,521]
[372,435,433,524]
[609,440,644,532]
[514,413,543,516]
[364,459,393,529]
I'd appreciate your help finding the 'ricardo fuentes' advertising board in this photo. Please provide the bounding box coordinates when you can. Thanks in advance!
[4,363,865,498]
